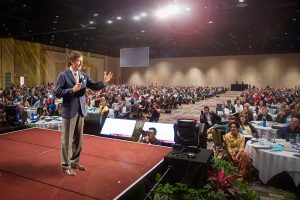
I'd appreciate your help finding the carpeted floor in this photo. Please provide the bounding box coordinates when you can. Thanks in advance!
[0,128,172,200]
[159,91,240,123]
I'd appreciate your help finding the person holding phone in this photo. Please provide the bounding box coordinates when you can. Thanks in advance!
[55,51,113,176]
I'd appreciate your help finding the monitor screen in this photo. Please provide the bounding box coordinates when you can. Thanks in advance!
[120,47,149,67]
[100,118,136,138]
[142,122,175,144]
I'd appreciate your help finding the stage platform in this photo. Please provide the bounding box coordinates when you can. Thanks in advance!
[0,128,172,200]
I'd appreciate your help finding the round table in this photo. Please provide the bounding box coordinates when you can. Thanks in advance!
[245,140,300,186]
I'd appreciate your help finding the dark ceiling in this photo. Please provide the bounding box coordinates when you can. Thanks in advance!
[0,0,300,58]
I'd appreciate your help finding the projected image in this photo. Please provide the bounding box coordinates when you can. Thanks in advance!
[100,118,136,138]
[142,122,175,144]
[120,47,149,67]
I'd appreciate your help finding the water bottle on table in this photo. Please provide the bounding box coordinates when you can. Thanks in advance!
[262,117,267,127]
[31,112,35,121]
[296,134,300,144]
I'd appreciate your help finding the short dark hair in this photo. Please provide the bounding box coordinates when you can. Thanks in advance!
[148,127,157,135]
[229,121,240,129]
[68,51,83,66]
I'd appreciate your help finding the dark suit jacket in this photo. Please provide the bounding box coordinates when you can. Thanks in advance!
[256,114,273,121]
[278,126,300,141]
[200,112,221,128]
[55,69,105,119]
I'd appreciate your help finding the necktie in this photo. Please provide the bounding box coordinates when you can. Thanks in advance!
[74,72,79,83]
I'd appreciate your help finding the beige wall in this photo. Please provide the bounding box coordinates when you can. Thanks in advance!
[0,39,15,88]
[106,56,120,84]
[1,38,299,88]
[121,53,300,88]
[14,40,41,86]
[0,39,116,87]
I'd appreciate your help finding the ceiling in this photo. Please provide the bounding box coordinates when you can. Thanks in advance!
[0,0,300,58]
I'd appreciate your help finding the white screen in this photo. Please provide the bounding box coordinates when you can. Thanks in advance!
[100,118,136,138]
[120,47,149,67]
[143,122,175,144]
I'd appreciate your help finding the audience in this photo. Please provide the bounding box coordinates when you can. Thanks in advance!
[278,115,300,142]
[224,121,251,178]
[239,115,258,137]
[256,107,273,121]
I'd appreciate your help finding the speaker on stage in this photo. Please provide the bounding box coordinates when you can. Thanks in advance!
[5,105,20,124]
[164,148,213,187]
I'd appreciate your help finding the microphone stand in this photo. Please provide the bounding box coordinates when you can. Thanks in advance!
[143,166,172,200]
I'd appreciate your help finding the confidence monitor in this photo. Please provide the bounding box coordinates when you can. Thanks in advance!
[100,118,136,139]
[142,122,175,145]
[120,47,149,67]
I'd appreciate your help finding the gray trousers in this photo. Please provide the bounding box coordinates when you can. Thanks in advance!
[61,113,84,168]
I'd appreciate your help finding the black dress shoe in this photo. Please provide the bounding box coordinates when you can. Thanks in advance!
[63,168,76,176]
[71,164,86,171]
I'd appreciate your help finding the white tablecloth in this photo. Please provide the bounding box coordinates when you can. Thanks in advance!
[30,119,62,130]
[245,140,300,186]
[251,121,288,139]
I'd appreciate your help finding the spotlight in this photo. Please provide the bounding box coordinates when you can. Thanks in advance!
[133,15,141,21]
[140,12,148,17]
[107,20,113,24]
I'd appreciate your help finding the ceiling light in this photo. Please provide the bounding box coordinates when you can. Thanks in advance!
[185,7,191,11]
[89,21,95,24]
[133,15,141,21]
[141,30,145,33]
[293,18,296,21]
[107,20,113,24]
[140,12,147,17]
[154,9,168,20]
[239,0,245,2]
[155,4,184,20]
[93,13,99,17]
[116,16,122,20]
[166,4,181,15]
[208,20,213,24]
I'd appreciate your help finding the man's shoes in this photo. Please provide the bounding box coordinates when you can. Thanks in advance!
[71,163,86,171]
[63,168,76,176]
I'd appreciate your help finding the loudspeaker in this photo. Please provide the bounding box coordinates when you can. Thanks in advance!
[174,119,198,146]
[5,105,19,124]
[84,113,101,135]
[165,148,213,187]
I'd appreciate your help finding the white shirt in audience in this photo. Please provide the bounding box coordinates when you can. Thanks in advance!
[234,104,244,113]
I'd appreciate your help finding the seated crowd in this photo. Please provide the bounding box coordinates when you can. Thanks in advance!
[0,83,226,127]
[202,86,300,178]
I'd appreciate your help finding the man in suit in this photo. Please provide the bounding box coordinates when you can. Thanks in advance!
[200,106,221,149]
[55,51,112,176]
[278,115,300,141]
